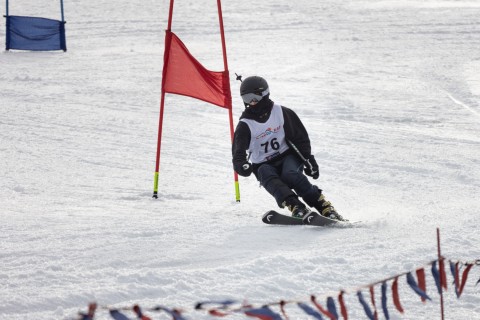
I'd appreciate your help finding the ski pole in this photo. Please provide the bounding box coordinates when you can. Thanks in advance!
[287,139,317,176]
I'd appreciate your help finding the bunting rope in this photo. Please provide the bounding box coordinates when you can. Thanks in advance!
[72,258,479,320]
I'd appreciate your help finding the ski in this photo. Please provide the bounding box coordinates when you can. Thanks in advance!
[302,211,339,227]
[262,210,304,225]
[262,210,351,227]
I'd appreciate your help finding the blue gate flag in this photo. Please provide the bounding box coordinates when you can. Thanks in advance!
[6,15,67,51]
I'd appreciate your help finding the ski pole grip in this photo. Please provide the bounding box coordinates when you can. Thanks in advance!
[305,159,317,175]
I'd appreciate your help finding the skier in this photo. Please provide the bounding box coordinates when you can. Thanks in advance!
[232,76,345,221]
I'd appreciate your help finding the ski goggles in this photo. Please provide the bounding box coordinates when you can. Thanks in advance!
[241,88,270,105]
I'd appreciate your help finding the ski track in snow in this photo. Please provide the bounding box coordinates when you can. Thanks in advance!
[1,0,480,319]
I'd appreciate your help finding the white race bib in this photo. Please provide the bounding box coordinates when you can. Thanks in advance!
[241,104,289,164]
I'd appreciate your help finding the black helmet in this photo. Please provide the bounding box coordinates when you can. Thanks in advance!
[240,76,270,105]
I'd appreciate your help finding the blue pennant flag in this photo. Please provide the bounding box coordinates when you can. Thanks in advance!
[449,261,460,297]
[326,297,338,320]
[152,306,187,320]
[406,272,431,301]
[431,261,442,294]
[297,303,324,320]
[357,291,375,320]
[110,310,131,320]
[381,282,390,320]
[195,300,238,309]
[244,306,283,320]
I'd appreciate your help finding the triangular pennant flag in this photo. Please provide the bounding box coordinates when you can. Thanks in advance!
[244,306,283,320]
[326,297,339,320]
[416,268,427,303]
[369,286,378,320]
[431,261,442,294]
[110,310,131,320]
[152,306,187,320]
[381,282,390,320]
[458,263,474,297]
[311,295,336,320]
[406,272,432,301]
[162,31,232,109]
[79,303,97,320]
[133,305,152,320]
[449,261,460,297]
[195,300,238,309]
[357,291,375,320]
[392,277,404,314]
[209,309,230,317]
[338,291,348,320]
[279,300,289,320]
[439,258,448,290]
[297,303,324,320]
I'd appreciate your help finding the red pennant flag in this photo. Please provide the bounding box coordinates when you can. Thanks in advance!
[279,300,289,320]
[311,295,336,320]
[416,268,427,303]
[209,309,230,317]
[369,286,378,320]
[439,258,448,290]
[392,277,404,314]
[458,263,474,297]
[338,291,348,320]
[162,30,232,109]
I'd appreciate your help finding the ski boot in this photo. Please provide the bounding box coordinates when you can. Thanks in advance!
[282,195,311,218]
[315,193,346,221]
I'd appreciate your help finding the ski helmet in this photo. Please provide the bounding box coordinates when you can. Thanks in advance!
[240,76,269,105]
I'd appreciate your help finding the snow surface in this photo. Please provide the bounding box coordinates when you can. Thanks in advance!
[1,0,479,319]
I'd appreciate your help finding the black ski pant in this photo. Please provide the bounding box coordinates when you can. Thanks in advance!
[256,154,321,208]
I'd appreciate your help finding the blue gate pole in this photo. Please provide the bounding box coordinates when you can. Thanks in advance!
[60,0,64,22]
[6,0,9,16]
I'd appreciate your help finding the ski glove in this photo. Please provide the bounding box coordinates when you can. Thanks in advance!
[304,155,319,179]
[237,162,253,177]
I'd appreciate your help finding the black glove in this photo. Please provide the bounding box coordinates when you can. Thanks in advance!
[236,162,253,177]
[304,155,319,179]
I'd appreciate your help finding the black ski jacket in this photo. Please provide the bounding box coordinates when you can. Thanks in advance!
[232,99,312,176]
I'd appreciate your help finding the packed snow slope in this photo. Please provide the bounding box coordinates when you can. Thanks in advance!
[1,0,479,319]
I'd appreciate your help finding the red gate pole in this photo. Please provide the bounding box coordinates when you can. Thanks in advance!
[216,0,240,202]
[437,228,445,320]
[153,0,175,198]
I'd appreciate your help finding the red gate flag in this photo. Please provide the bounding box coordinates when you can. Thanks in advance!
[162,30,232,109]
[153,0,240,202]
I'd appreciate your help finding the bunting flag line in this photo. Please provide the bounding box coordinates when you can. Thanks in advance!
[72,258,479,320]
